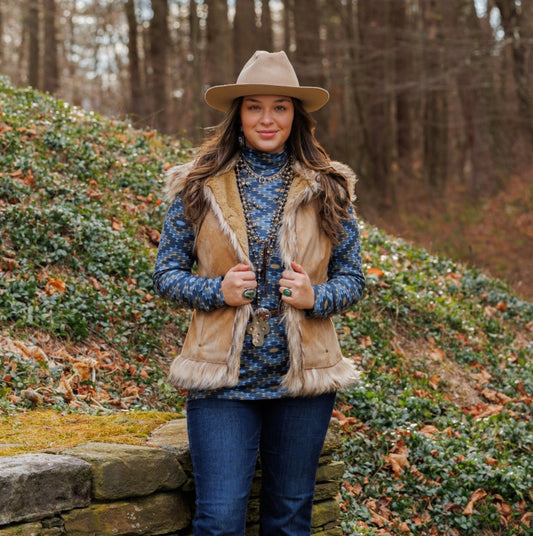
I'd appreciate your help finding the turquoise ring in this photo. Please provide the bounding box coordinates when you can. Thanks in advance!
[242,288,256,300]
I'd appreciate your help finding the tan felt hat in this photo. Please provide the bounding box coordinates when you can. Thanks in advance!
[204,50,329,113]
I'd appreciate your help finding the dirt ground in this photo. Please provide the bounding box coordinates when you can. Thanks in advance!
[363,171,533,302]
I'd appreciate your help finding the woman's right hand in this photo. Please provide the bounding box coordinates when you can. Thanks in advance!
[221,263,257,306]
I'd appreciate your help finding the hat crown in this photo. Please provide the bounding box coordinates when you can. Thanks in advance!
[237,51,300,88]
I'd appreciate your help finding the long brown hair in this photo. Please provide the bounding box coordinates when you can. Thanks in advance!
[181,97,351,243]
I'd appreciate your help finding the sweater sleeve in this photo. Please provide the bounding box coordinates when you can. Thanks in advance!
[152,196,226,311]
[309,206,365,317]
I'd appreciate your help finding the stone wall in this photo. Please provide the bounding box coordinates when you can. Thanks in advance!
[0,419,344,536]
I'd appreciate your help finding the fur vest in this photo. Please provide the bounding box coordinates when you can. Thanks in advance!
[164,156,360,397]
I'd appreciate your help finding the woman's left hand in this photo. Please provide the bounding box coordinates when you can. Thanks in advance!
[279,261,315,310]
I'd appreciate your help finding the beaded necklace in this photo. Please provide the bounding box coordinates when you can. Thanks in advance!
[235,155,294,297]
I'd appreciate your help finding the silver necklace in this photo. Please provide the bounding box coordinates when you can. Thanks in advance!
[240,155,290,184]
[236,157,294,297]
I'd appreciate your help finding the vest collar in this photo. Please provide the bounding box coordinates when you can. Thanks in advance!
[205,166,312,258]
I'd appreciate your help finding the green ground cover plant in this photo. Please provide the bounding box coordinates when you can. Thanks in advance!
[0,78,531,535]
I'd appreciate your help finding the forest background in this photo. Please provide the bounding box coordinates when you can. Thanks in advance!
[1,2,533,533]
[0,0,532,300]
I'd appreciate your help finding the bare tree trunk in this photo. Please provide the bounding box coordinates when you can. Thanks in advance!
[27,0,40,88]
[259,0,273,51]
[125,0,143,122]
[282,0,292,52]
[392,0,413,171]
[205,0,230,123]
[321,0,350,156]
[421,0,449,191]
[292,0,331,151]
[0,2,4,70]
[453,0,508,193]
[342,0,363,170]
[188,0,203,136]
[233,0,256,77]
[42,0,58,93]
[149,0,169,132]
[357,0,395,206]
[494,0,533,143]
[292,0,323,87]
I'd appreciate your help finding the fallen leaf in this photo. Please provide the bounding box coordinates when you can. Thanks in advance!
[21,388,43,405]
[463,488,487,515]
[45,278,67,294]
[484,305,497,317]
[419,424,440,438]
[481,387,512,404]
[464,403,504,419]
[429,347,446,361]
[386,441,410,479]
[394,520,411,533]
[445,272,463,283]
[72,358,98,382]
[471,369,492,388]
[145,226,161,246]
[332,409,345,421]
[367,267,384,278]
[358,335,373,347]
[520,512,532,528]
[342,480,362,496]
[495,301,507,311]
[0,256,18,271]
[493,494,511,526]
[57,374,75,401]
[111,218,123,231]
[517,381,531,399]
[367,508,389,528]
[428,374,440,389]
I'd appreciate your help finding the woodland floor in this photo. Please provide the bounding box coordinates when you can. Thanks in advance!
[364,168,533,302]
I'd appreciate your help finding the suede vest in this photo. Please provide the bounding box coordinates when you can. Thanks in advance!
[167,160,360,396]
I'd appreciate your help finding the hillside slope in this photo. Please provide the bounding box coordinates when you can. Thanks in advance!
[0,79,532,535]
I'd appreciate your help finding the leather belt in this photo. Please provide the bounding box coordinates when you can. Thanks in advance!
[251,307,281,319]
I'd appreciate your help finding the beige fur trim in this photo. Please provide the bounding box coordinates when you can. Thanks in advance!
[168,356,238,391]
[277,170,316,390]
[164,158,356,203]
[331,161,358,202]
[203,182,250,262]
[226,304,253,381]
[164,160,195,202]
[280,306,305,387]
[282,357,361,397]
[167,306,251,392]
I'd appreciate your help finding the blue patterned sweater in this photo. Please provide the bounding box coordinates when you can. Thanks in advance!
[153,147,365,400]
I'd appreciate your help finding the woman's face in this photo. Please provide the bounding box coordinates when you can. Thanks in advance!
[240,95,294,154]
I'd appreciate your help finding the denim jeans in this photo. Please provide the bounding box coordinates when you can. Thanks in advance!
[186,392,336,536]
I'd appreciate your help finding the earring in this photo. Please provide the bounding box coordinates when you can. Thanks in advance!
[238,127,245,148]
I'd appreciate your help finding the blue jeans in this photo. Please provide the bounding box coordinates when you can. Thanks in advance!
[186,393,336,536]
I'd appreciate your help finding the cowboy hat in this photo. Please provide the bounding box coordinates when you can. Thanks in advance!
[204,50,329,113]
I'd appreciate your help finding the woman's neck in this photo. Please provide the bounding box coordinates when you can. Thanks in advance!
[241,145,288,173]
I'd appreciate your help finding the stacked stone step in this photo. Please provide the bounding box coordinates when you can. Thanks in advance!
[0,419,344,536]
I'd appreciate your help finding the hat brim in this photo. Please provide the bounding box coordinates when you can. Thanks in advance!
[204,84,329,113]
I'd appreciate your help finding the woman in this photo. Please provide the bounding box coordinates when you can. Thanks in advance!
[153,50,365,536]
